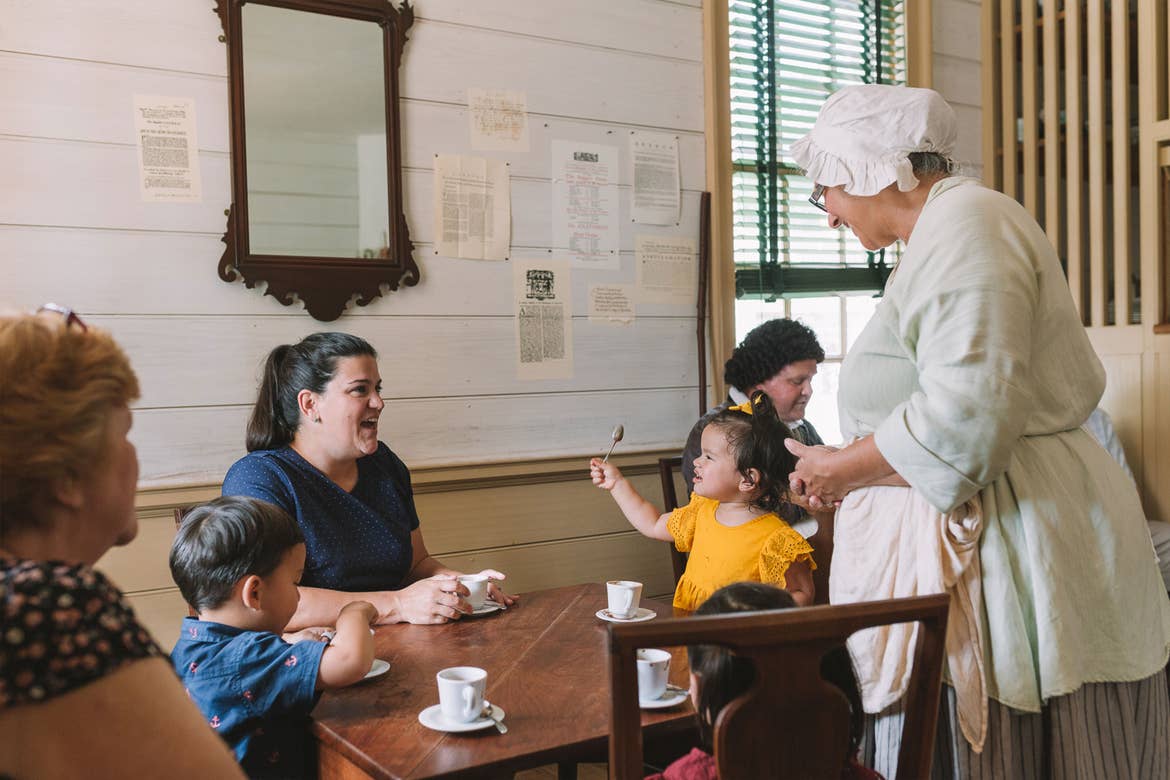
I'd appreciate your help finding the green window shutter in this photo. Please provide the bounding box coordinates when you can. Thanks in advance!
[731,0,908,300]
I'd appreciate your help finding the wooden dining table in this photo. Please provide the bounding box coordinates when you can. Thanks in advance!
[312,582,697,779]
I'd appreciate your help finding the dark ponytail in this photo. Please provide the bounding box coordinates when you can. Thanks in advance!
[707,390,795,512]
[245,333,377,452]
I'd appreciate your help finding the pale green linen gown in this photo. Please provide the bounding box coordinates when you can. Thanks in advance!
[838,176,1170,714]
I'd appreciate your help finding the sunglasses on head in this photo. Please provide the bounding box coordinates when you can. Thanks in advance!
[37,303,88,332]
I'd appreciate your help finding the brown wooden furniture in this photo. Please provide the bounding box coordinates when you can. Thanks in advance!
[213,0,418,321]
[657,456,688,583]
[607,594,950,780]
[312,583,697,779]
[172,506,198,617]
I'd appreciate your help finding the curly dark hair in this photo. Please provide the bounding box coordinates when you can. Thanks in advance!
[723,318,825,390]
[706,391,794,513]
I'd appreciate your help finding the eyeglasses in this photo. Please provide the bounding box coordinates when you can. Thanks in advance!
[808,183,828,213]
[37,303,88,332]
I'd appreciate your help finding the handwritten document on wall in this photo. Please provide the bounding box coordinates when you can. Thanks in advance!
[514,258,573,380]
[552,141,619,270]
[133,95,201,202]
[629,131,679,225]
[468,88,530,152]
[434,154,511,260]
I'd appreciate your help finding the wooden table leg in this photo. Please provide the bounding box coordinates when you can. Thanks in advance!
[556,761,577,780]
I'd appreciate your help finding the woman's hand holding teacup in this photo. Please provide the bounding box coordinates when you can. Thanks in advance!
[472,569,518,607]
[391,575,471,624]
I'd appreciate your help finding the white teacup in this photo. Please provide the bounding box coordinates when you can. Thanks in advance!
[458,574,489,610]
[436,666,487,723]
[636,648,671,701]
[606,580,643,619]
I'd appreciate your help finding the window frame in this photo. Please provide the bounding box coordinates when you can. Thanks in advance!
[702,0,932,404]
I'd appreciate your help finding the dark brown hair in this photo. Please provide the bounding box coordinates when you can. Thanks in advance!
[170,496,304,612]
[705,391,794,512]
[246,332,377,451]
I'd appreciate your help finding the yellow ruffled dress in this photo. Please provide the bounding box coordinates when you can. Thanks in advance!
[668,494,816,611]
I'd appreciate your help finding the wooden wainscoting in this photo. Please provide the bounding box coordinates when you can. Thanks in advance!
[100,451,687,650]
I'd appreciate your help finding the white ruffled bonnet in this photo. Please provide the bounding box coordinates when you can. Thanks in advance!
[789,85,958,196]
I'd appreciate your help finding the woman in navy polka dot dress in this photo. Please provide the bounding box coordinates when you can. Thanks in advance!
[222,333,516,629]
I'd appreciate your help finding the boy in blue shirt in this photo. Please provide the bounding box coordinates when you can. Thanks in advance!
[170,496,377,778]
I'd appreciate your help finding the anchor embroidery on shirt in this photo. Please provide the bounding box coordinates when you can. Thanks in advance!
[284,655,298,667]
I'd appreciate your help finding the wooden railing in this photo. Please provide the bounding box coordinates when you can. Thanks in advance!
[982,0,1169,330]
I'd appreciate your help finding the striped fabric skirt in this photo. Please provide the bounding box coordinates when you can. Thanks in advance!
[863,669,1169,779]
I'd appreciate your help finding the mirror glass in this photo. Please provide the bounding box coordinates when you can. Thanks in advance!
[241,4,389,258]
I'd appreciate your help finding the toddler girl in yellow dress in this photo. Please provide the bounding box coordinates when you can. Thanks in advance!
[589,392,815,609]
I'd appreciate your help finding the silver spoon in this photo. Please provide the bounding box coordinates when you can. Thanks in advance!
[482,702,507,733]
[602,424,624,462]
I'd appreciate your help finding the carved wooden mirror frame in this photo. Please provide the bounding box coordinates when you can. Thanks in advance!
[214,0,418,321]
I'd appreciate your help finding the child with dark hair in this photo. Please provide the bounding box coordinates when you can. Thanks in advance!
[590,393,815,608]
[169,496,377,778]
[647,582,883,780]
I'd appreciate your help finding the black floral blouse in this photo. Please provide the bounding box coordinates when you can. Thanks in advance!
[1,557,160,707]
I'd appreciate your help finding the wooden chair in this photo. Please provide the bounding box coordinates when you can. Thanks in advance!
[173,506,198,617]
[657,456,688,584]
[607,593,950,780]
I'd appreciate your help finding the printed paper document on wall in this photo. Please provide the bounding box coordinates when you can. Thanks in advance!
[588,284,635,324]
[434,154,511,260]
[514,258,573,380]
[133,95,202,202]
[551,141,619,270]
[636,235,696,305]
[629,131,679,225]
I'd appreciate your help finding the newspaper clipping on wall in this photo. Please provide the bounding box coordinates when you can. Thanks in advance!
[434,154,511,260]
[629,131,679,225]
[133,95,202,202]
[514,258,573,380]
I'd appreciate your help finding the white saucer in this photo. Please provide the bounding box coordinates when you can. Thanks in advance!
[364,658,391,680]
[640,685,689,709]
[595,607,656,623]
[418,702,506,733]
[465,601,503,617]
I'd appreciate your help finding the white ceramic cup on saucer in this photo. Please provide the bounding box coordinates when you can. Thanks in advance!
[458,574,489,610]
[636,648,671,701]
[606,580,643,619]
[436,666,487,723]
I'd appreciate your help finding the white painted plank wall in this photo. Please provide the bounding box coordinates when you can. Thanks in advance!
[2,0,706,487]
[933,0,984,175]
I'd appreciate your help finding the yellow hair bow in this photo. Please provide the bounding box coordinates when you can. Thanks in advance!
[729,399,754,415]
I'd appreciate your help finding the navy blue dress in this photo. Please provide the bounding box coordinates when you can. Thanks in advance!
[221,442,420,592]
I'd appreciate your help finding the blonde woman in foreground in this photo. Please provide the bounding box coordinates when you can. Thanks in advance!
[0,305,243,778]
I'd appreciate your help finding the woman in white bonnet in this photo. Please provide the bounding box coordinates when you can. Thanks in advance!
[785,84,1170,778]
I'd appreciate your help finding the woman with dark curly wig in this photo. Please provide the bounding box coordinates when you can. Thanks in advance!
[681,318,826,497]
[0,306,243,778]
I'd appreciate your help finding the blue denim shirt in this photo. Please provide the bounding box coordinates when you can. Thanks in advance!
[171,618,325,778]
